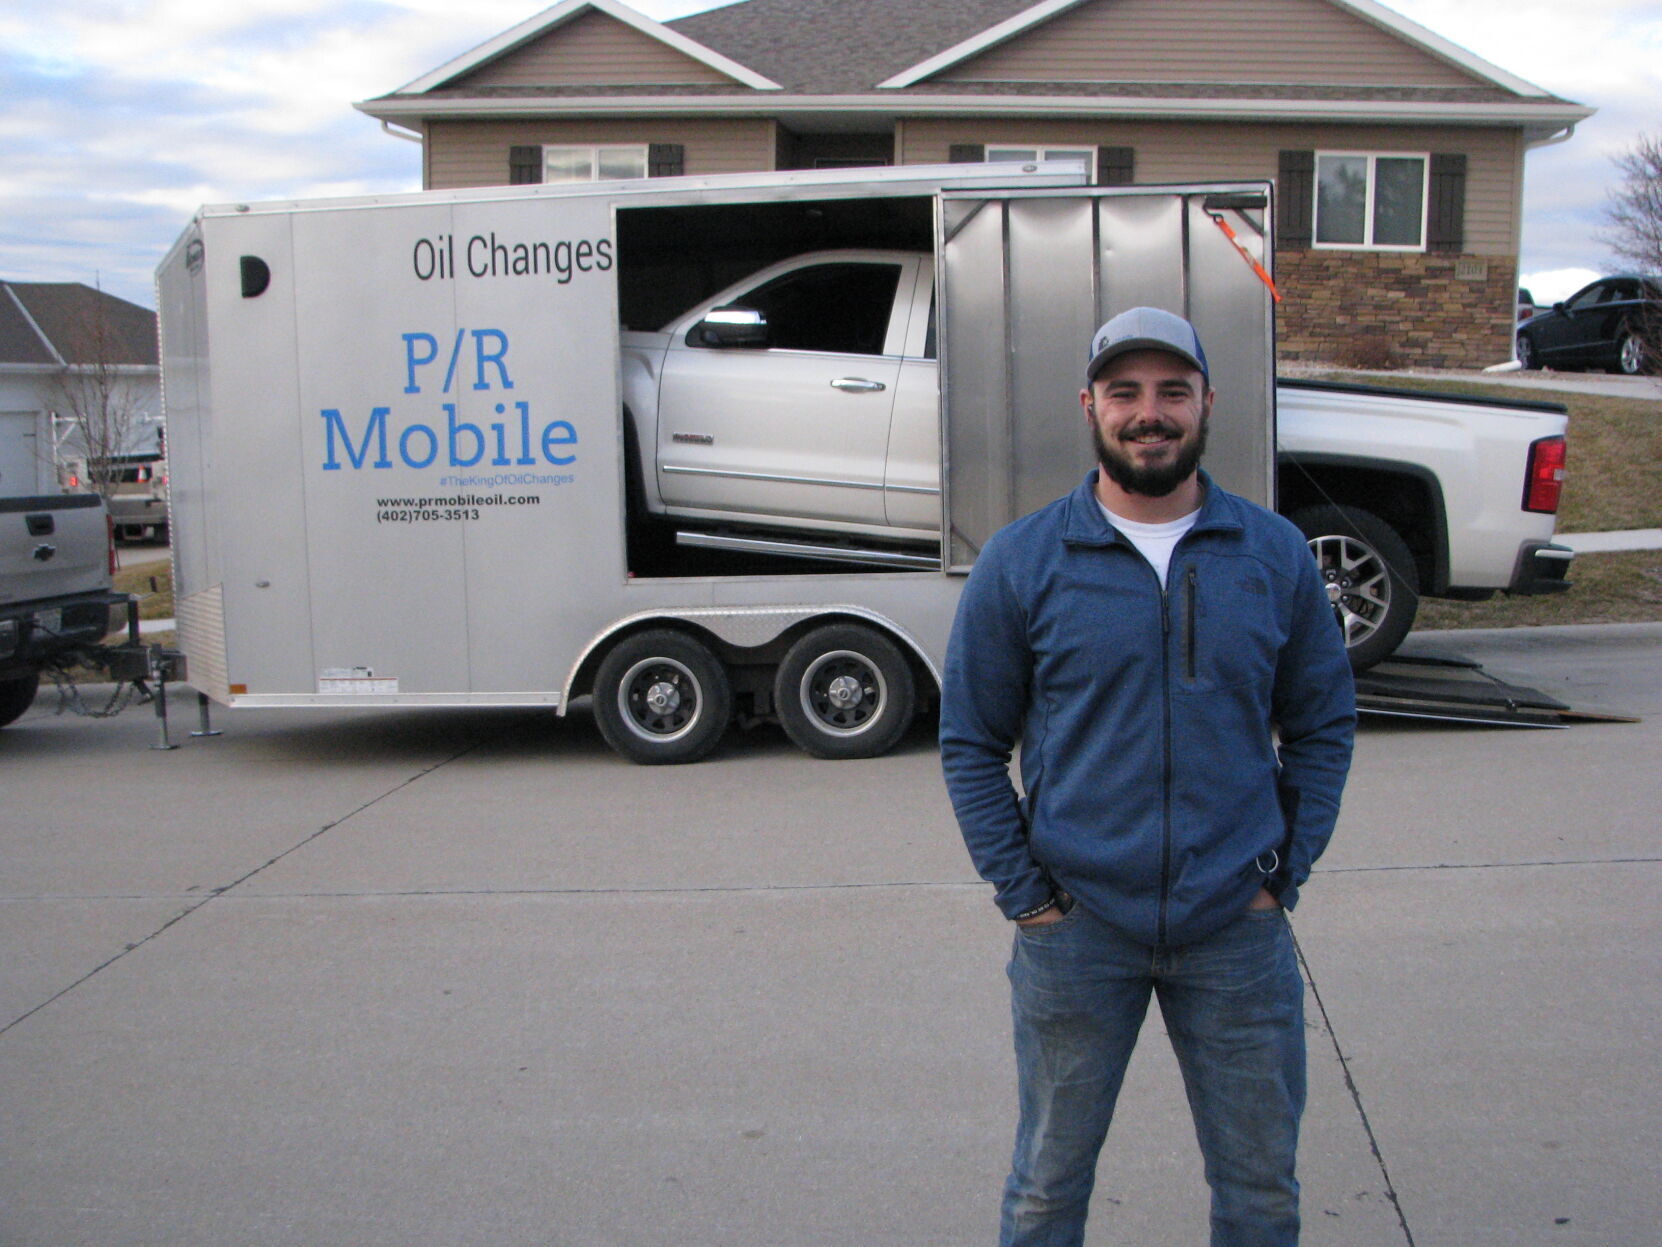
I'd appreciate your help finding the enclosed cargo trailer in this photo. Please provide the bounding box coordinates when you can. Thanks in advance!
[156,165,1277,762]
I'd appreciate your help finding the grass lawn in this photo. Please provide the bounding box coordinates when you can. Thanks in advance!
[112,559,174,620]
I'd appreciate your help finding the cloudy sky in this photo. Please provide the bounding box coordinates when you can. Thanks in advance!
[3,0,1657,310]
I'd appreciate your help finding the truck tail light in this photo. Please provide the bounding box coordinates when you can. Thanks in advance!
[1523,435,1565,514]
[107,514,118,574]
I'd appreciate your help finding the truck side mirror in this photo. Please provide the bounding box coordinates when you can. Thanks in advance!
[690,306,769,348]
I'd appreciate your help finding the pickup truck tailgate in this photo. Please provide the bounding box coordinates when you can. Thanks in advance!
[1,494,111,606]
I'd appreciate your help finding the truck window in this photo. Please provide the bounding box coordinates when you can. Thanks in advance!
[724,262,901,355]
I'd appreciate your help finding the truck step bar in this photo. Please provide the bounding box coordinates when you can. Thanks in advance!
[674,528,942,571]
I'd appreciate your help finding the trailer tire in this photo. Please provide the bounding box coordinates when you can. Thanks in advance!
[1290,505,1419,671]
[0,670,41,728]
[774,624,915,760]
[593,629,731,765]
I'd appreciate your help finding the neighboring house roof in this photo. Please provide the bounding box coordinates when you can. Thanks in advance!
[0,282,158,369]
[357,0,1592,136]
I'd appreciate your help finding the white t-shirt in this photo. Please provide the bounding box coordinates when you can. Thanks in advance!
[1099,503,1201,588]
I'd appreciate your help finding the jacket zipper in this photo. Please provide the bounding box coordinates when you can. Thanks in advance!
[1184,567,1197,681]
[1157,569,1174,947]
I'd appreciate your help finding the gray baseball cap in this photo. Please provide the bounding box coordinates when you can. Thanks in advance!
[1085,307,1209,386]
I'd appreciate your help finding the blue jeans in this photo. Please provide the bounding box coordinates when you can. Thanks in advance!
[1002,903,1306,1247]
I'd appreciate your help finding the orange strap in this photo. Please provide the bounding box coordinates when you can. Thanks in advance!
[1209,212,1282,304]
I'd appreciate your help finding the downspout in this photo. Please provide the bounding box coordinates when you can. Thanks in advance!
[381,120,423,144]
[1495,123,1583,370]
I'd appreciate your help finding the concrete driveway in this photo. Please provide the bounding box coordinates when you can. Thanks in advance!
[2,624,1659,1246]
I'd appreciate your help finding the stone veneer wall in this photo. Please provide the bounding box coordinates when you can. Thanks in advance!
[1275,250,1517,371]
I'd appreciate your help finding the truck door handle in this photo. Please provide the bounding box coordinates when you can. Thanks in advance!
[830,377,886,393]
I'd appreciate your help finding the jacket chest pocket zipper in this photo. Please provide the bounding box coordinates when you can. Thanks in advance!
[1183,568,1197,681]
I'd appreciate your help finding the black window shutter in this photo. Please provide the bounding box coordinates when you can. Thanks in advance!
[1276,150,1314,248]
[509,146,542,185]
[1427,153,1467,253]
[1097,146,1134,185]
[948,144,984,163]
[648,143,685,177]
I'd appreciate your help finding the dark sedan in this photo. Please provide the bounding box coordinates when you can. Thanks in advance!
[1517,274,1661,375]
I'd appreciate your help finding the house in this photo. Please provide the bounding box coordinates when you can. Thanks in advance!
[355,0,1594,370]
[0,281,161,496]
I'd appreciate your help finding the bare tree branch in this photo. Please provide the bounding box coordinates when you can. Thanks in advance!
[1601,133,1662,376]
[49,281,144,503]
[1603,132,1662,274]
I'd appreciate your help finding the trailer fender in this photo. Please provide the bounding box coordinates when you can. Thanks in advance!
[562,604,940,713]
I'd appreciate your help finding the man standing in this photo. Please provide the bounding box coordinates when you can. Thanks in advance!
[940,307,1355,1247]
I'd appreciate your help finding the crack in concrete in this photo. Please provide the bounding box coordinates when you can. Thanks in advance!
[1294,926,1418,1247]
[1318,855,1662,874]
[0,736,494,1040]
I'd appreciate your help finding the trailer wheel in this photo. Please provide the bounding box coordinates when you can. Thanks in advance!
[593,630,731,765]
[774,624,915,760]
[1290,505,1419,671]
[0,670,41,728]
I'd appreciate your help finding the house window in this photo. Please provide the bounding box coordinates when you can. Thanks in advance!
[986,146,1095,179]
[1314,153,1428,250]
[543,145,649,183]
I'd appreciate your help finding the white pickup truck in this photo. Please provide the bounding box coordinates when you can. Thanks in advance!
[620,249,1573,668]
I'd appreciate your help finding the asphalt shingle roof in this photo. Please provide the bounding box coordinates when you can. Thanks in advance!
[0,282,157,368]
[667,0,1039,92]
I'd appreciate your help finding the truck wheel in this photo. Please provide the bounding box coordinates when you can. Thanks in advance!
[592,629,731,765]
[1516,333,1538,370]
[0,670,41,728]
[1618,330,1648,376]
[1290,506,1419,671]
[774,623,916,759]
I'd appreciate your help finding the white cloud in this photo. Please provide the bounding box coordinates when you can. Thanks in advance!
[4,0,1655,308]
[1518,268,1602,304]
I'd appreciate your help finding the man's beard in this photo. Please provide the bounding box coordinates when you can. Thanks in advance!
[1092,414,1208,498]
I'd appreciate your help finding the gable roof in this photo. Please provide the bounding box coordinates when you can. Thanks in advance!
[0,282,158,369]
[358,0,1589,136]
[874,0,1551,94]
[398,0,782,94]
[665,0,1035,94]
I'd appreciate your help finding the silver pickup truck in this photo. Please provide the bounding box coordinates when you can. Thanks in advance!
[1,493,125,726]
[620,249,1573,668]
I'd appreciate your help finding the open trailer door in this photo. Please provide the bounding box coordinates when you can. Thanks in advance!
[938,183,1277,572]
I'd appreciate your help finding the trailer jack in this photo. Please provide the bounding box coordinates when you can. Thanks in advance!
[47,595,215,750]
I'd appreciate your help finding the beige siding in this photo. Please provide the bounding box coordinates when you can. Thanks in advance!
[454,10,733,88]
[936,0,1483,87]
[900,119,1521,254]
[426,118,776,189]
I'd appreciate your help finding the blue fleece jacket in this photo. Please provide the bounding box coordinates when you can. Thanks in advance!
[940,470,1356,947]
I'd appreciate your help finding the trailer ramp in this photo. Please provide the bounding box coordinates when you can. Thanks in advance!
[1357,651,1638,727]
